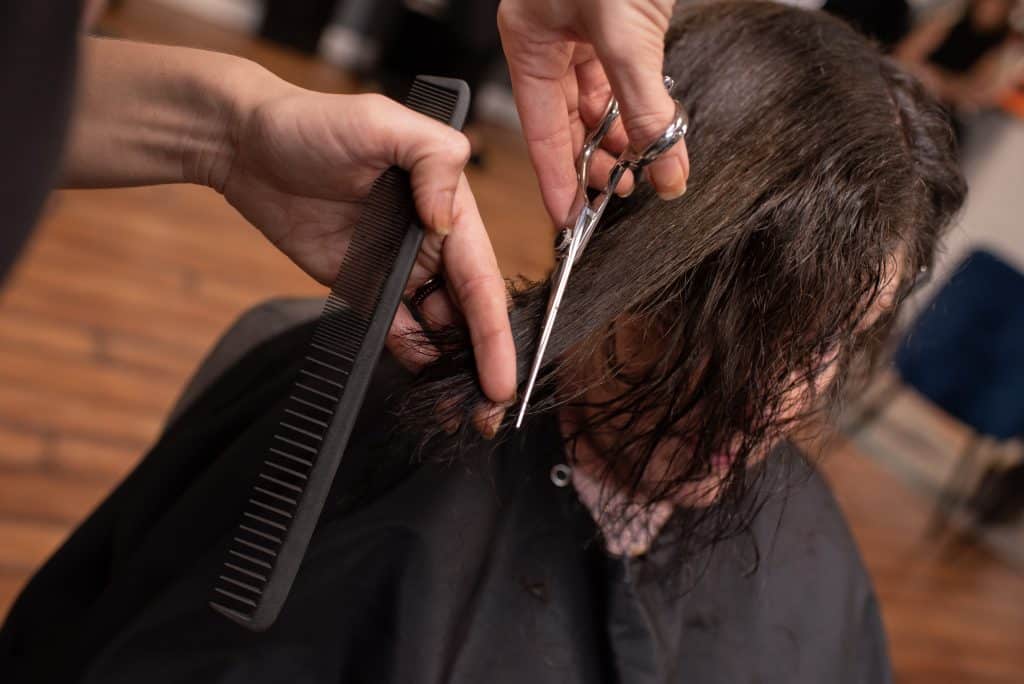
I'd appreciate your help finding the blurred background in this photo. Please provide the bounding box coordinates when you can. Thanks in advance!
[0,0,1022,680]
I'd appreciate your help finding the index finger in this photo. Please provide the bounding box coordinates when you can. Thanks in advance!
[507,69,580,225]
[442,174,516,404]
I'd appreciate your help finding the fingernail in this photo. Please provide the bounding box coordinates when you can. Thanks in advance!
[434,191,456,236]
[658,182,686,201]
[651,157,687,200]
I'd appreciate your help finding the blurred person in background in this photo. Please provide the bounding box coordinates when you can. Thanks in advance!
[895,0,1024,115]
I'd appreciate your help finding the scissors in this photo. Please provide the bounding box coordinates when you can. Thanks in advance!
[515,78,689,429]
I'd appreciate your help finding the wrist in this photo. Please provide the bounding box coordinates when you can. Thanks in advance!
[178,52,289,191]
[62,39,297,190]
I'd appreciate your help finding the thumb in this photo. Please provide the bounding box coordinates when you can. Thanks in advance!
[591,13,689,199]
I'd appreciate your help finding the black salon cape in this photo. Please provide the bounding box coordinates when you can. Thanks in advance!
[0,321,891,683]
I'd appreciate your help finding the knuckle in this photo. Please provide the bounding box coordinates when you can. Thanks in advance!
[415,127,469,169]
[453,271,504,309]
[472,323,509,356]
[360,92,394,114]
[580,81,613,107]
[444,131,472,165]
[522,119,573,147]
[622,108,674,144]
[598,39,633,66]
[412,133,469,178]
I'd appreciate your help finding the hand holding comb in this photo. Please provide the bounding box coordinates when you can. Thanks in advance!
[210,76,471,631]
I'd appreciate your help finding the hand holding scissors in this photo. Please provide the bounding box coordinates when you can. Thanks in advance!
[516,79,689,428]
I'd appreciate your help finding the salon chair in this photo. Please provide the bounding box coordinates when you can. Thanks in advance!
[848,248,1024,535]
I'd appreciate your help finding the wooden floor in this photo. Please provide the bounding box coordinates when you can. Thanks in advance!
[820,438,1024,682]
[1,2,1021,680]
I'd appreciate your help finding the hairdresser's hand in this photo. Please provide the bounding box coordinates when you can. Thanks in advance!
[498,0,689,224]
[217,84,516,410]
[62,39,513,426]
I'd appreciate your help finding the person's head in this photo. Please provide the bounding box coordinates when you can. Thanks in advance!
[404,0,964,527]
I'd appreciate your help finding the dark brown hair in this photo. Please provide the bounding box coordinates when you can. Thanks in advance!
[402,1,965,547]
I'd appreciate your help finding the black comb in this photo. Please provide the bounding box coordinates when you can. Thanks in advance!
[210,76,471,631]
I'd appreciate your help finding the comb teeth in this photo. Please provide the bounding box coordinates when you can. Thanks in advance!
[209,171,411,626]
[210,76,470,631]
[406,76,470,129]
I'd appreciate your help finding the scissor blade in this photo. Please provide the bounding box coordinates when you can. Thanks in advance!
[514,246,579,428]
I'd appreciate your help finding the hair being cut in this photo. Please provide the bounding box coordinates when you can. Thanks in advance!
[400,1,965,551]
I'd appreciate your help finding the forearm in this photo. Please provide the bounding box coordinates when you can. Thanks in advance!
[61,37,281,189]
